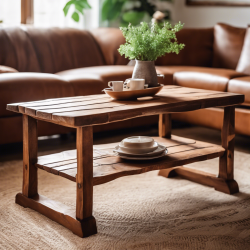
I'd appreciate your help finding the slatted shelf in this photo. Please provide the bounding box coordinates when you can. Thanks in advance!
[36,135,225,185]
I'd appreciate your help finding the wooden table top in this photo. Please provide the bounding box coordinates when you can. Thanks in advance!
[7,85,244,127]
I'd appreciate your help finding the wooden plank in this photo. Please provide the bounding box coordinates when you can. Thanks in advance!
[35,102,126,120]
[7,95,108,113]
[7,86,244,127]
[15,193,96,237]
[25,99,118,116]
[23,115,38,197]
[158,166,239,194]
[51,92,244,127]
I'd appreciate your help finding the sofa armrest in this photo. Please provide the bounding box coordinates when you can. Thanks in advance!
[1,72,74,118]
[0,65,18,74]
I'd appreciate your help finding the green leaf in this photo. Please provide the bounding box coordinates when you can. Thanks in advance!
[63,0,75,16]
[101,0,125,21]
[71,11,80,22]
[77,0,91,9]
[74,3,84,14]
[122,11,145,26]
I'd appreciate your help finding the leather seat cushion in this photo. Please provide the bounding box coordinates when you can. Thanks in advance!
[57,66,134,86]
[59,73,107,96]
[173,67,246,91]
[213,23,246,69]
[228,76,250,105]
[0,73,74,117]
[155,66,213,85]
[57,65,189,87]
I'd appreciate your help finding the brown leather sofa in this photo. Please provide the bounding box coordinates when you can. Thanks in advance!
[0,23,250,144]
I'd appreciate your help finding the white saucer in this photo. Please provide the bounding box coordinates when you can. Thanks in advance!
[114,144,166,157]
[115,149,168,160]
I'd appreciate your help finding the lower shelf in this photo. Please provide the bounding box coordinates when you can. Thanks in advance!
[36,135,225,186]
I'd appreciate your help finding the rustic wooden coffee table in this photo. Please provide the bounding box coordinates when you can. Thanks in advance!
[7,85,244,238]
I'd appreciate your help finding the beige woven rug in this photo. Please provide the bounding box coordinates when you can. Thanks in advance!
[1,149,250,250]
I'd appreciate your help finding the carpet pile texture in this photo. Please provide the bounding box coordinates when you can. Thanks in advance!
[0,149,250,250]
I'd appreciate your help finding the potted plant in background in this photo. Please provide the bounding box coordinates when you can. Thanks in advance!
[63,0,172,26]
[118,21,185,87]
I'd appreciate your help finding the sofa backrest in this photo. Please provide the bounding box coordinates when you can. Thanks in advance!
[212,23,246,70]
[90,28,129,66]
[0,26,105,73]
[155,27,214,67]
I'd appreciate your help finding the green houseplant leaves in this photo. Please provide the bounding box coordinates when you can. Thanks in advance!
[63,0,172,26]
[63,0,91,22]
[118,22,185,61]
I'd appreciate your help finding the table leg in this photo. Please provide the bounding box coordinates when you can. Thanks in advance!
[15,117,97,237]
[216,106,239,194]
[22,115,38,197]
[158,114,177,177]
[158,108,239,195]
[158,113,171,139]
[76,126,97,237]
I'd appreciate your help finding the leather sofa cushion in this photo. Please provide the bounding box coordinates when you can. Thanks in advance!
[90,28,129,66]
[173,67,246,91]
[236,27,250,74]
[57,65,134,86]
[1,73,74,117]
[155,66,214,85]
[0,27,41,72]
[26,27,105,74]
[213,23,246,69]
[155,28,214,67]
[57,65,188,87]
[58,73,107,96]
[0,65,18,73]
[228,76,250,105]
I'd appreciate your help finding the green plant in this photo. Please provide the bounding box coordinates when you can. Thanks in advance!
[118,22,185,61]
[63,0,91,22]
[63,0,172,26]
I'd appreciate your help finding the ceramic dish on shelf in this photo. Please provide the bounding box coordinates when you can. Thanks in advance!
[122,136,154,148]
[119,141,158,154]
[103,84,164,100]
[114,149,168,160]
[113,144,166,157]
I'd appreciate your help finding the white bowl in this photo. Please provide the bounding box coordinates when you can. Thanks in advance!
[119,141,158,154]
[122,136,154,149]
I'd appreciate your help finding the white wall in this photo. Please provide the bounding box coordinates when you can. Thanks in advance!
[170,0,250,28]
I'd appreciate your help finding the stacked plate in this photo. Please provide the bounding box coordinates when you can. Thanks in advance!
[113,136,167,160]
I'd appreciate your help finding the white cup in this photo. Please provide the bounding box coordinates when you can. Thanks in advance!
[124,78,145,90]
[108,81,124,92]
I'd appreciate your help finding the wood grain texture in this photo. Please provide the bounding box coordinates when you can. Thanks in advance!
[218,106,238,194]
[35,136,225,185]
[76,126,97,235]
[158,166,239,194]
[15,193,96,237]
[22,115,38,197]
[219,106,235,180]
[6,86,244,127]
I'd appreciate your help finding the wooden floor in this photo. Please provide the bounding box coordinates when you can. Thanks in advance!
[36,135,225,185]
